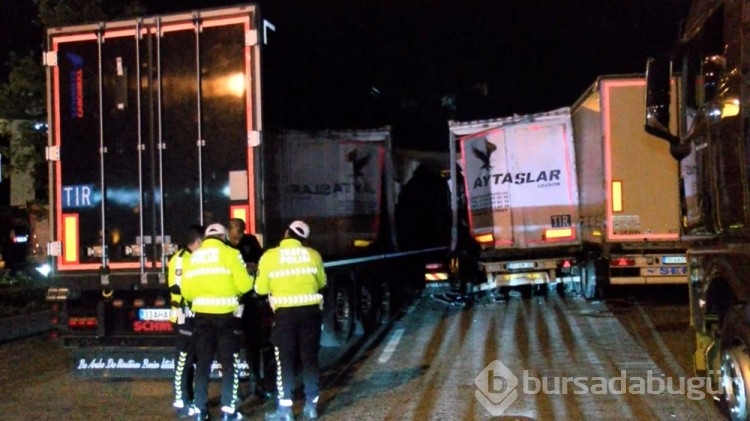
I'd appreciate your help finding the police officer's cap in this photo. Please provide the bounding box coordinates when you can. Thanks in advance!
[288,220,310,239]
[205,223,228,239]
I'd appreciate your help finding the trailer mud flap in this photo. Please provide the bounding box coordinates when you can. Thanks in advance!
[72,347,249,380]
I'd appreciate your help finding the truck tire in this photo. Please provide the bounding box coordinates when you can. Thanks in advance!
[580,258,606,299]
[333,284,354,344]
[720,307,750,421]
[359,282,378,333]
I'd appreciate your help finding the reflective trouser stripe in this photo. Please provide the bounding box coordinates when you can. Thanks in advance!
[274,346,291,404]
[174,350,188,404]
[229,352,241,409]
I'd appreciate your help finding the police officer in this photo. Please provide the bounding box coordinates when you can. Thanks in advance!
[182,223,254,421]
[255,220,327,421]
[168,224,204,418]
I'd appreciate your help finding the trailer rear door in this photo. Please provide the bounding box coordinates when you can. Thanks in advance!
[47,6,261,275]
[459,111,579,249]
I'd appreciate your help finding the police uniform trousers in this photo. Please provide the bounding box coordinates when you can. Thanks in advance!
[173,317,195,406]
[271,304,322,405]
[193,312,242,413]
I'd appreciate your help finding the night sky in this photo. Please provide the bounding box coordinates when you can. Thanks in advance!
[1,0,691,150]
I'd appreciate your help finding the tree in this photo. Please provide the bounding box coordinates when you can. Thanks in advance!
[0,0,144,204]
[35,0,144,29]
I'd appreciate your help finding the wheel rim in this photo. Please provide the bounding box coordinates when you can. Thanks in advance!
[722,345,750,421]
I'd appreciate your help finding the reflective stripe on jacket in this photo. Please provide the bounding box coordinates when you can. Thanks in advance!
[182,238,253,314]
[255,238,326,309]
[269,293,323,309]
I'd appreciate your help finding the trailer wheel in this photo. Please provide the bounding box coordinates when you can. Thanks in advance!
[359,283,377,332]
[720,308,750,421]
[333,285,354,343]
[581,258,606,299]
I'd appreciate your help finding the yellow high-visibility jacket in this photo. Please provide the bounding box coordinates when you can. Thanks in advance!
[167,248,191,323]
[255,238,326,309]
[182,238,253,314]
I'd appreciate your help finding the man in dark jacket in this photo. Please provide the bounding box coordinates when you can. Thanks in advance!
[227,218,272,399]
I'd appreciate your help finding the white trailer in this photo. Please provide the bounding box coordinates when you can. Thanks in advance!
[449,107,581,297]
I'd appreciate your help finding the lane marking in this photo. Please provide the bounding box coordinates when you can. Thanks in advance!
[378,328,405,364]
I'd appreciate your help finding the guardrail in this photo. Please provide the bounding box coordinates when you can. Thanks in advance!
[0,310,54,342]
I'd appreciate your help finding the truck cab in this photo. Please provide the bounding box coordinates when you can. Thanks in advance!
[644,1,750,418]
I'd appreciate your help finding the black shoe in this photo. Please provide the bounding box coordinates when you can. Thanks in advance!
[221,410,245,420]
[175,404,197,419]
[264,406,294,421]
[256,385,275,400]
[303,403,318,419]
[193,409,210,421]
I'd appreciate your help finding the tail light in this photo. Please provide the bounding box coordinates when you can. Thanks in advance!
[425,262,448,282]
[612,181,623,212]
[474,233,494,244]
[68,316,98,329]
[544,227,574,240]
[611,257,636,267]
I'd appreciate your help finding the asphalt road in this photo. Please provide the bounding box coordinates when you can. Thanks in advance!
[0,284,724,420]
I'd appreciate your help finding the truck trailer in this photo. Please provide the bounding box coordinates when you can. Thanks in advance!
[41,4,447,378]
[572,75,688,299]
[447,107,580,297]
[644,1,750,418]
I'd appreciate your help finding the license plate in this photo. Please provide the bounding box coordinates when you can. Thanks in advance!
[507,261,535,270]
[138,308,171,321]
[499,272,549,284]
[662,256,686,265]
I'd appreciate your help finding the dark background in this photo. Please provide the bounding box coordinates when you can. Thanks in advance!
[1,0,691,150]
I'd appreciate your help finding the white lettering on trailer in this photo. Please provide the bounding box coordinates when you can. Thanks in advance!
[472,170,561,188]
[76,357,176,370]
[63,185,92,207]
[287,181,376,195]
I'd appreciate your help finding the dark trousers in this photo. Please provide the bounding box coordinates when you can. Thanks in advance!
[173,318,195,406]
[271,305,322,405]
[193,313,242,412]
[241,294,265,383]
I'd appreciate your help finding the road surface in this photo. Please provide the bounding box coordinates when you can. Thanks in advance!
[0,285,723,420]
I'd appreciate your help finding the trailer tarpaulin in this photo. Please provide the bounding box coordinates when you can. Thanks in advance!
[279,135,385,256]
